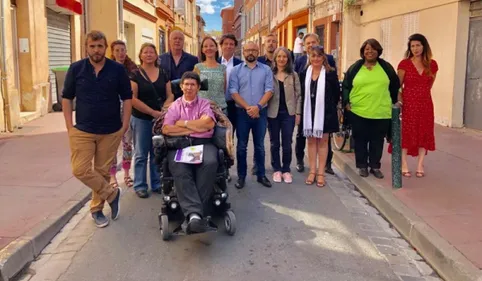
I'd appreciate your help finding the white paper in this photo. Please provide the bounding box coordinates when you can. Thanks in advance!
[174,145,204,164]
[19,38,29,53]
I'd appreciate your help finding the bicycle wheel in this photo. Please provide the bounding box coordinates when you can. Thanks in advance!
[333,106,347,151]
[333,131,347,151]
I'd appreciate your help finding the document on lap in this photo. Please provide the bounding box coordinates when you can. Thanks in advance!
[174,145,204,164]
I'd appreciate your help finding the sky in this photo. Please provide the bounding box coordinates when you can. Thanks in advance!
[198,0,234,31]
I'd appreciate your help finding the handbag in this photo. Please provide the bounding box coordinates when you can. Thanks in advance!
[139,66,164,108]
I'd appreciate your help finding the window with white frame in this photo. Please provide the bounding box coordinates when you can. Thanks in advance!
[380,18,392,62]
[402,12,420,50]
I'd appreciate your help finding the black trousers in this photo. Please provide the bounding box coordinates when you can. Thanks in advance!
[167,143,218,217]
[350,112,390,169]
[295,118,333,166]
[226,100,237,134]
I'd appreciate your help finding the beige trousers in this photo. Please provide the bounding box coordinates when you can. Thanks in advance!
[69,127,122,213]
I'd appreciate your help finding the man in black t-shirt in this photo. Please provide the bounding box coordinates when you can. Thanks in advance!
[62,31,132,228]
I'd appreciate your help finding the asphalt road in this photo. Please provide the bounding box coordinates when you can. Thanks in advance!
[32,162,404,281]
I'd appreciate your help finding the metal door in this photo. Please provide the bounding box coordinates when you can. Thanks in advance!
[464,17,482,130]
[47,8,71,104]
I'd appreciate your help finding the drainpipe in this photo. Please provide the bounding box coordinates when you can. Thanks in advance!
[308,0,314,33]
[191,2,194,55]
[268,0,271,33]
[83,0,90,33]
[0,0,13,132]
[81,0,89,57]
[118,0,124,39]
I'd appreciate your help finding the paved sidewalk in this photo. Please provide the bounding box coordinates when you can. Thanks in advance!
[334,125,482,281]
[0,113,90,281]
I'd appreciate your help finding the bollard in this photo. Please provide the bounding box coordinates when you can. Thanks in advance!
[391,105,402,189]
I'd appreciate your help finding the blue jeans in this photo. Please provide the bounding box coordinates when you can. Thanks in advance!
[268,110,296,173]
[131,116,161,192]
[236,107,267,179]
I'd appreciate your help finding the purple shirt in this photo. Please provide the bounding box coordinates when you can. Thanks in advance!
[163,96,216,138]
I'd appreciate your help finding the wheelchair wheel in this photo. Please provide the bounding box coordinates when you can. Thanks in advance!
[224,210,236,236]
[160,215,170,241]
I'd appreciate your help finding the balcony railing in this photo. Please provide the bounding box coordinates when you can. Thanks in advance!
[156,0,174,17]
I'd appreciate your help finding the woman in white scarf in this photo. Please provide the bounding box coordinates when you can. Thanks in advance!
[298,46,341,187]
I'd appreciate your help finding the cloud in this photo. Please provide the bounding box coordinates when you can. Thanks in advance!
[198,0,216,14]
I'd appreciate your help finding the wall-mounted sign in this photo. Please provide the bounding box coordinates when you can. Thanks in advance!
[19,38,29,53]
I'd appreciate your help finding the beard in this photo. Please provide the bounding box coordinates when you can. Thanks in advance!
[245,55,256,62]
[88,53,105,63]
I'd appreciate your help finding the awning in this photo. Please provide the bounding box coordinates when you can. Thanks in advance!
[55,0,83,15]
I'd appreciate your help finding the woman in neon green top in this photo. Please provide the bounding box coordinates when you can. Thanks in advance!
[342,39,400,179]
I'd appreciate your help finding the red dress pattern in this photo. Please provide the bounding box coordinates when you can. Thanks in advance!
[390,58,438,156]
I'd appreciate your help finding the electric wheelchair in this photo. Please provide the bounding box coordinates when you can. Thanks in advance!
[151,80,236,241]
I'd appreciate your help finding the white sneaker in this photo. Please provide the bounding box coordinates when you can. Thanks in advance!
[272,171,282,183]
[282,172,293,184]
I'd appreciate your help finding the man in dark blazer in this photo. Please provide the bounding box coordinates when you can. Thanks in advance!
[294,33,337,175]
[218,34,243,133]
[218,34,243,182]
[159,30,198,99]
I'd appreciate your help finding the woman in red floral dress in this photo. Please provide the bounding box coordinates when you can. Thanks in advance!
[390,33,438,178]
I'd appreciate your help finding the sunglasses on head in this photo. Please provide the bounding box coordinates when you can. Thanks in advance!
[311,46,325,53]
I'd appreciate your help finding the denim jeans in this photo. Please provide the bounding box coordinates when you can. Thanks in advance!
[268,110,295,173]
[236,107,267,179]
[130,116,161,191]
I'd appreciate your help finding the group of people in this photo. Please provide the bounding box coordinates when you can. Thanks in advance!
[344,35,438,179]
[61,28,438,229]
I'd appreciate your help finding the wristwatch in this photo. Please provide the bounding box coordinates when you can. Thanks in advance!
[257,104,263,111]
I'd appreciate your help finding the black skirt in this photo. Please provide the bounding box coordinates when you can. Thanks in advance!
[308,78,339,134]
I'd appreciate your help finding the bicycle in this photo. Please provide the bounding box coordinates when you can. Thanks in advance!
[332,80,354,152]
[332,103,354,152]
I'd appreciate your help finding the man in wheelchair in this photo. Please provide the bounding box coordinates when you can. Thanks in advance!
[161,72,224,234]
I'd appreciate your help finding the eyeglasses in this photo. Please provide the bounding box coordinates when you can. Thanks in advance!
[243,49,259,53]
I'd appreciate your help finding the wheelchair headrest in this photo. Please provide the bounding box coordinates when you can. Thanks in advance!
[171,79,209,95]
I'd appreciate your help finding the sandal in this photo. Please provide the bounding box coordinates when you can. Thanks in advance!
[402,171,412,177]
[305,172,316,185]
[416,171,425,178]
[124,176,134,188]
[316,174,325,188]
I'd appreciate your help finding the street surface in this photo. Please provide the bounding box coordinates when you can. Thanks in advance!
[14,144,442,281]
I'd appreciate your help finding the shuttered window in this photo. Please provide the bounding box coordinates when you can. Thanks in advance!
[47,8,71,103]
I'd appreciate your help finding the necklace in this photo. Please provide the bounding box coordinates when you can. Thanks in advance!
[311,80,316,98]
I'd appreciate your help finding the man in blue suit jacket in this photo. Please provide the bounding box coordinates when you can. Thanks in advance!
[218,34,243,182]
[294,33,337,175]
[159,30,198,99]
[294,49,336,73]
[217,34,243,134]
